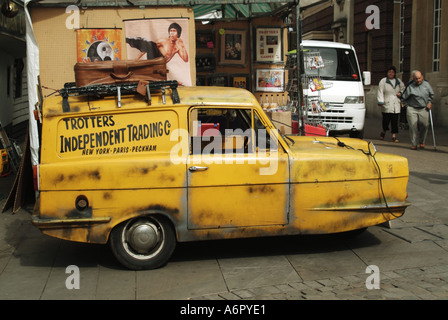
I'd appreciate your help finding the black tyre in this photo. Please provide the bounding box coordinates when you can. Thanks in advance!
[109,215,176,270]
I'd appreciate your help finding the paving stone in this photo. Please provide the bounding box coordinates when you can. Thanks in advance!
[381,271,403,279]
[316,278,339,287]
[232,289,254,299]
[289,282,311,291]
[302,280,324,289]
[218,291,241,300]
[418,225,448,239]
[247,285,282,297]
[384,227,442,243]
[275,284,297,293]
[193,293,225,300]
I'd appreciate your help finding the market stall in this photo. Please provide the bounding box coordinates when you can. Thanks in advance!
[24,0,327,167]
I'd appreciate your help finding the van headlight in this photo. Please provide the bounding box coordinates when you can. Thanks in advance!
[344,96,364,104]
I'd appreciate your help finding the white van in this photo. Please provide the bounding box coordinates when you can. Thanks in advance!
[302,40,370,138]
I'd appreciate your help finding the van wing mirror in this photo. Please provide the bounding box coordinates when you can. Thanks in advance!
[362,71,371,86]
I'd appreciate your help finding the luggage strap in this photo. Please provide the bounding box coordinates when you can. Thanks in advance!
[59,80,180,112]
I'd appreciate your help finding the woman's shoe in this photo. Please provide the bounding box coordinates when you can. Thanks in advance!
[380,132,385,140]
[410,146,417,150]
[392,137,399,143]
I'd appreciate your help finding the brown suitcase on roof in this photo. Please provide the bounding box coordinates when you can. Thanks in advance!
[74,57,168,87]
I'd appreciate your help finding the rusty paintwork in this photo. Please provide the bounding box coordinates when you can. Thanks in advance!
[32,86,409,245]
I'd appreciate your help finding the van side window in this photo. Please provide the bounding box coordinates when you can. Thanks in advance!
[189,108,254,155]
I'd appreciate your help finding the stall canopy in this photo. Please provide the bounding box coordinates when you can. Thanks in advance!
[28,0,327,18]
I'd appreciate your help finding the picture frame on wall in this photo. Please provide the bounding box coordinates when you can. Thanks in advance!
[219,29,247,66]
[196,29,215,49]
[256,69,285,92]
[208,73,228,87]
[196,53,216,72]
[255,27,283,63]
[230,74,250,90]
[196,75,207,86]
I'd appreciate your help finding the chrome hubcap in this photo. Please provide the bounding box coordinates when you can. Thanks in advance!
[126,220,161,254]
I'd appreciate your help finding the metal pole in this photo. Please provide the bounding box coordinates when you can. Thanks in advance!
[249,4,254,93]
[429,109,437,151]
[296,2,305,136]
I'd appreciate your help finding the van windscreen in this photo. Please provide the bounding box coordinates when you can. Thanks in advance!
[304,47,360,81]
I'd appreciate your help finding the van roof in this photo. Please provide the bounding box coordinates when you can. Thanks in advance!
[43,86,260,117]
[302,40,354,50]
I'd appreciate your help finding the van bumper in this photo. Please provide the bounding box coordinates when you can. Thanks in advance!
[32,198,112,244]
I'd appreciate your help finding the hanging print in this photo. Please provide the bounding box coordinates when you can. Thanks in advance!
[76,29,122,63]
[124,18,191,86]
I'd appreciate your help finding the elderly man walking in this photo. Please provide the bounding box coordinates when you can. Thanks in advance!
[399,71,435,150]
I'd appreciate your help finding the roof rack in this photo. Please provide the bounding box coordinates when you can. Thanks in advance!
[59,80,181,112]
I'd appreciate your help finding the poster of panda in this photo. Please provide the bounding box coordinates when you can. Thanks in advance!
[76,29,122,63]
[124,18,191,86]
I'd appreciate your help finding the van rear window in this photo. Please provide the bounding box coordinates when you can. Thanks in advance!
[57,111,178,158]
[304,47,361,81]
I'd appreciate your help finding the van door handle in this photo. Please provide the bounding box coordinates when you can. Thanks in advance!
[189,166,209,172]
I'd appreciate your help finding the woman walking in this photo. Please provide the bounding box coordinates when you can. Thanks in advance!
[377,66,405,142]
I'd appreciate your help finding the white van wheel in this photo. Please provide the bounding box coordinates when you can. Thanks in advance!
[110,216,176,270]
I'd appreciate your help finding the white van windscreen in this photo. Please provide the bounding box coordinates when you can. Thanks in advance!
[304,47,361,81]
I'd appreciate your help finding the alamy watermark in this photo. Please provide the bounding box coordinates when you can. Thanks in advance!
[65,5,80,30]
[365,5,380,30]
[65,265,80,290]
[169,125,280,176]
[365,265,380,290]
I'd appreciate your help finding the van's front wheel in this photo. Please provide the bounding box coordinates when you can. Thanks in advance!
[110,216,176,270]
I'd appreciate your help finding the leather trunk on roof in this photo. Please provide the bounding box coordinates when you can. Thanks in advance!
[74,57,168,87]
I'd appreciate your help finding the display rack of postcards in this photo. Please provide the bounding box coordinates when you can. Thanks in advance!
[285,50,299,113]
[285,50,332,136]
[303,51,333,129]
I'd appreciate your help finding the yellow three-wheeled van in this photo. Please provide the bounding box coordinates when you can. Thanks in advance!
[32,82,410,269]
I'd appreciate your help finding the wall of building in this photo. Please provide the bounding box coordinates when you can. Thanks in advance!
[30,6,196,97]
[411,0,448,127]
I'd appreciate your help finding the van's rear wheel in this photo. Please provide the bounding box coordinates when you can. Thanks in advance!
[110,216,176,270]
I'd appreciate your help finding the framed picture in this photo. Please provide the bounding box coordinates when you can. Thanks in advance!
[219,29,247,66]
[76,28,122,63]
[230,74,250,90]
[196,29,215,49]
[196,75,207,86]
[255,27,283,63]
[256,69,284,92]
[208,73,228,87]
[196,53,216,72]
